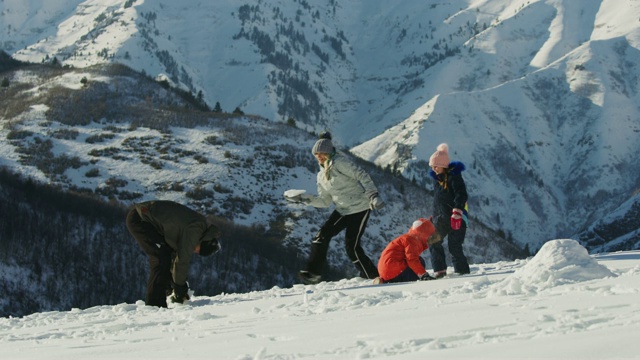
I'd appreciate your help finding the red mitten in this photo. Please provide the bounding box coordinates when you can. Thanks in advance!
[450,208,463,230]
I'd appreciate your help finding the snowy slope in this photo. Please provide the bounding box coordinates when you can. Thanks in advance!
[1,240,639,359]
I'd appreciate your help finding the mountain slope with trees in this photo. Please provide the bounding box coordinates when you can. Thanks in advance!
[0,60,525,316]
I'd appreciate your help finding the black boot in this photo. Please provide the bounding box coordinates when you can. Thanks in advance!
[298,270,322,285]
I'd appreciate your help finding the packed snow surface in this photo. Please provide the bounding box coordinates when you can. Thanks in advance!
[1,239,639,359]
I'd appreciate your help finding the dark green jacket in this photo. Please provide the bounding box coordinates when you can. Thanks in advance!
[134,200,216,286]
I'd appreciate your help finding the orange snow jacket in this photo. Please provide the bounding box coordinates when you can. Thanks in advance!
[377,218,436,281]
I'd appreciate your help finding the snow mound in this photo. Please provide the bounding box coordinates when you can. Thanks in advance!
[489,239,616,295]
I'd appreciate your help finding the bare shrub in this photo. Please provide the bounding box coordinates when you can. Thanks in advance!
[51,128,79,140]
[213,183,233,193]
[86,133,116,143]
[88,147,121,157]
[105,177,127,188]
[221,196,254,215]
[204,135,224,146]
[7,129,34,140]
[85,168,100,177]
[194,154,208,164]
[186,186,214,200]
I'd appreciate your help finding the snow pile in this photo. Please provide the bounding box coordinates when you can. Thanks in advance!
[490,239,616,296]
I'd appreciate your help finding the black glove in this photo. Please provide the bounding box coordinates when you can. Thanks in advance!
[199,239,221,257]
[170,280,190,304]
[419,273,435,281]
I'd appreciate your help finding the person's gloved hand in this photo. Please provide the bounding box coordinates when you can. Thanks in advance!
[369,194,385,210]
[450,208,463,230]
[199,239,221,257]
[170,280,190,304]
[419,273,435,281]
[284,193,301,202]
[284,193,313,204]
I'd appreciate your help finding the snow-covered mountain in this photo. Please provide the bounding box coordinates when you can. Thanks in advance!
[1,0,639,253]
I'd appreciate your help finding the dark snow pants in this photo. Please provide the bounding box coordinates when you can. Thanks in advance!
[429,222,469,274]
[305,209,379,279]
[386,257,427,283]
[126,208,173,308]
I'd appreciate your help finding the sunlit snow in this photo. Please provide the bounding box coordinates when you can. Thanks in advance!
[1,239,638,359]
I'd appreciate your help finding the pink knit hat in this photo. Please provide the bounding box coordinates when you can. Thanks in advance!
[429,143,450,168]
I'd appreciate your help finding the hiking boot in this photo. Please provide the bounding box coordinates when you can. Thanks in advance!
[298,270,322,285]
[434,270,447,279]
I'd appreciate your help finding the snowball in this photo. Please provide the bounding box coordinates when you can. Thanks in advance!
[284,189,306,198]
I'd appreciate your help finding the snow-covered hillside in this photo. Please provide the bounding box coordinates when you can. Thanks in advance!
[1,0,639,254]
[1,240,639,359]
[350,0,640,251]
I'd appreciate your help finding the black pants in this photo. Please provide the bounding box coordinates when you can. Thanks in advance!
[126,208,172,308]
[429,223,469,274]
[305,210,379,279]
[386,257,426,283]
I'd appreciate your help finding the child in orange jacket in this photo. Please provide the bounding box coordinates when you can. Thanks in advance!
[374,218,440,284]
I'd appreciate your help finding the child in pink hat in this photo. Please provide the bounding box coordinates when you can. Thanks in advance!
[428,143,470,278]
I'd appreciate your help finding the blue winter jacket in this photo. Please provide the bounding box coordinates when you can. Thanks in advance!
[428,161,468,229]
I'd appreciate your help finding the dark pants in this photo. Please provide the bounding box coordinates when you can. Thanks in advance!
[306,210,379,279]
[386,257,426,283]
[429,223,469,274]
[126,208,172,308]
